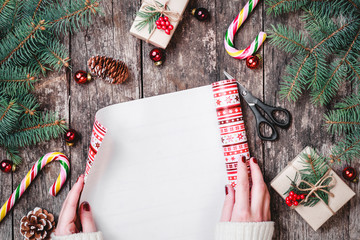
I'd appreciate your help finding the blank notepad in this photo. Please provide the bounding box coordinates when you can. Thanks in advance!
[80,85,228,240]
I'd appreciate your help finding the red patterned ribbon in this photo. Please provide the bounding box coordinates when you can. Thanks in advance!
[212,79,251,187]
[85,119,107,176]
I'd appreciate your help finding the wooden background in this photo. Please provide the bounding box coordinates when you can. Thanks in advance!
[0,0,359,239]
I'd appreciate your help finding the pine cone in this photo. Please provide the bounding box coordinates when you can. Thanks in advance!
[20,207,55,240]
[88,56,129,84]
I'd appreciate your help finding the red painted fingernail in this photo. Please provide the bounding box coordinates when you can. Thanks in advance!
[252,157,258,164]
[241,156,246,163]
[225,185,228,195]
[76,174,84,183]
[83,201,90,211]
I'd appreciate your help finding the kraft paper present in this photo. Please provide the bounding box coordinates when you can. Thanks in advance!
[130,0,189,49]
[271,146,355,231]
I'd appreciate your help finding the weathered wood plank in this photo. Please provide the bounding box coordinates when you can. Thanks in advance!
[69,0,141,185]
[142,0,217,96]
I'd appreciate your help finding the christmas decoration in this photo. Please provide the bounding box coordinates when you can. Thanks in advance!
[0,0,101,165]
[342,166,358,183]
[130,0,189,49]
[271,147,355,231]
[155,16,174,35]
[149,48,165,66]
[74,70,92,84]
[88,56,129,84]
[0,152,70,223]
[191,8,210,21]
[245,54,261,69]
[266,1,360,164]
[20,207,55,240]
[0,160,13,173]
[212,79,251,188]
[64,129,79,146]
[224,0,267,59]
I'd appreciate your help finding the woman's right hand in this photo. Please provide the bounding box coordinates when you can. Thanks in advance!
[220,156,271,222]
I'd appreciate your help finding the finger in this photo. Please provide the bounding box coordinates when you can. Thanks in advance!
[249,157,267,220]
[232,156,250,221]
[220,185,235,222]
[79,201,97,233]
[263,191,271,221]
[58,175,85,224]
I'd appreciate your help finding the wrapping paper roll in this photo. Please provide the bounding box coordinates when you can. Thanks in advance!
[212,79,251,187]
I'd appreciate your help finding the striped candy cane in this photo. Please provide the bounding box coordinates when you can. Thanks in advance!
[0,152,70,223]
[224,0,266,59]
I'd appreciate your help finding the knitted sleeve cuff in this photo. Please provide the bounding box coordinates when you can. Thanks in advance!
[215,221,274,240]
[51,231,103,240]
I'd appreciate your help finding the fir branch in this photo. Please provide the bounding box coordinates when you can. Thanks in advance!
[266,0,309,16]
[32,0,43,20]
[311,28,360,105]
[5,146,21,164]
[0,19,47,66]
[0,0,11,15]
[135,2,163,33]
[0,97,22,136]
[4,112,67,148]
[329,133,360,164]
[324,111,360,134]
[38,38,70,71]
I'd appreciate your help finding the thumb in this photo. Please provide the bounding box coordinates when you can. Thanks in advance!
[79,201,97,233]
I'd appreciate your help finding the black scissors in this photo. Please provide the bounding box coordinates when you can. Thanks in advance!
[223,71,291,141]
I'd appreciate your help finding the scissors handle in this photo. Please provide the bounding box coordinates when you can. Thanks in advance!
[254,100,291,128]
[248,104,279,141]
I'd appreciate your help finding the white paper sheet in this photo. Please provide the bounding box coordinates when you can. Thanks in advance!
[80,85,227,240]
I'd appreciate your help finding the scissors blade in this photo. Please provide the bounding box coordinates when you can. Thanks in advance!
[223,71,256,105]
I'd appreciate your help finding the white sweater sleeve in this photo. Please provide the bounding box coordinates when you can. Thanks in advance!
[51,232,103,240]
[215,222,274,240]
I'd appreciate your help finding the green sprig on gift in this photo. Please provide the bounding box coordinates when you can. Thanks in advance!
[265,0,360,165]
[135,1,169,33]
[285,150,335,207]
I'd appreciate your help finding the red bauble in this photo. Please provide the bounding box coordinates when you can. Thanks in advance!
[246,54,261,69]
[149,48,165,66]
[74,70,91,84]
[64,129,79,146]
[1,160,13,173]
[342,166,358,182]
[191,8,210,21]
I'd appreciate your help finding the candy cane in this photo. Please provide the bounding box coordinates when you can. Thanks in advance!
[224,0,266,59]
[0,152,70,223]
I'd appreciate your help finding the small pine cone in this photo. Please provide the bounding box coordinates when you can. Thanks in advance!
[88,56,129,84]
[20,207,55,240]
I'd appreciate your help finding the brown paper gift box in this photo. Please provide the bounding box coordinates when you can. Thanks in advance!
[270,146,355,231]
[130,0,189,49]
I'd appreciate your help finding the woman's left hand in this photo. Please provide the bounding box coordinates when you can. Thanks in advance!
[55,174,97,236]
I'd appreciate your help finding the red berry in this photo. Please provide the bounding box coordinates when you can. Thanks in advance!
[285,197,290,201]
[165,21,170,26]
[158,17,163,21]
[164,16,168,21]
[285,200,291,204]
[289,191,294,196]
[300,194,305,199]
[296,195,301,200]
[168,25,173,30]
[288,195,293,200]
[160,21,165,25]
[162,25,166,30]
[293,201,299,206]
[156,20,160,25]
[157,25,161,29]
[293,194,298,199]
[165,29,170,35]
[287,202,292,207]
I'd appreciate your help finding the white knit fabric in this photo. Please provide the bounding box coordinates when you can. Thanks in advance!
[215,222,275,240]
[51,231,103,240]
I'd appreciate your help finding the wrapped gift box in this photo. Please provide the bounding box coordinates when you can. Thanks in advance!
[130,0,189,49]
[271,146,355,231]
